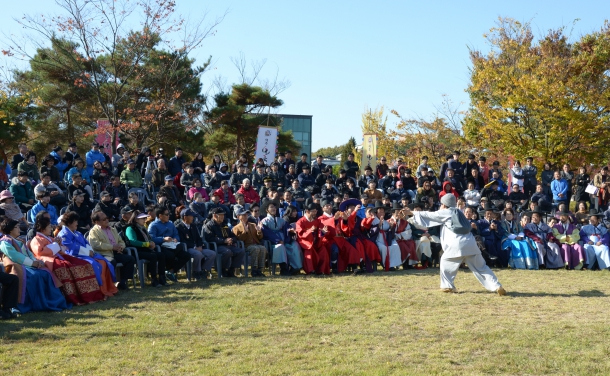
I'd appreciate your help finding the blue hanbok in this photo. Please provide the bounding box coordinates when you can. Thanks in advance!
[57,227,117,290]
[0,236,70,313]
[261,214,303,270]
[580,223,610,270]
[501,220,539,270]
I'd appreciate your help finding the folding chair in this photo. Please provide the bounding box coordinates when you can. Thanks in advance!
[128,187,153,206]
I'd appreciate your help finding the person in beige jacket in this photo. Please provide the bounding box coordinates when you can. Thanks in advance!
[232,208,268,277]
[88,211,135,289]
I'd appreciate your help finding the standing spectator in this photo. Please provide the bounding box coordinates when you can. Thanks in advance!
[560,164,575,204]
[573,166,590,205]
[168,147,185,176]
[311,155,327,178]
[202,208,245,277]
[551,171,569,206]
[376,156,390,179]
[478,156,490,185]
[191,152,206,175]
[112,143,126,169]
[176,209,216,280]
[296,153,309,175]
[522,157,538,197]
[10,143,28,171]
[343,153,359,180]
[63,142,80,168]
[541,162,554,201]
[232,207,268,277]
[85,142,105,177]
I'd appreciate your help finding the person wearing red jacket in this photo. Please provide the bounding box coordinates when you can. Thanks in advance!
[318,199,362,273]
[214,180,236,205]
[339,199,382,271]
[237,178,261,204]
[296,203,330,275]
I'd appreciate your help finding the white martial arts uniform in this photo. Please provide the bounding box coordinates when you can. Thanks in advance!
[412,209,502,291]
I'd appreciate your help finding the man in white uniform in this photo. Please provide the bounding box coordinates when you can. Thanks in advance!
[404,194,506,295]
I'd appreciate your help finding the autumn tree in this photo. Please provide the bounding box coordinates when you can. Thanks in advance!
[465,17,610,167]
[361,106,402,162]
[7,0,224,154]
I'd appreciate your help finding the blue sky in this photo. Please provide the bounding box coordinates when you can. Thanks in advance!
[1,1,608,151]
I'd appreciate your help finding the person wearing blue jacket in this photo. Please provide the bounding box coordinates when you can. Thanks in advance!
[167,147,185,177]
[86,142,106,177]
[147,206,190,282]
[66,159,92,185]
[50,146,69,179]
[551,170,568,205]
[29,192,58,225]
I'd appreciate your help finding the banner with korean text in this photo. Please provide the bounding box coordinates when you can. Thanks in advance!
[361,134,377,174]
[254,126,279,166]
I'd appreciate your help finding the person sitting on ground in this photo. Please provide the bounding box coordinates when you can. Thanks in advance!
[147,207,191,283]
[57,211,118,297]
[501,208,538,270]
[363,180,383,203]
[202,208,245,278]
[260,202,302,275]
[574,201,589,226]
[176,209,216,280]
[0,218,69,314]
[87,210,135,290]
[232,207,268,277]
[125,211,167,287]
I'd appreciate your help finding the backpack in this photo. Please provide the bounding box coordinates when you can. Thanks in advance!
[447,207,472,235]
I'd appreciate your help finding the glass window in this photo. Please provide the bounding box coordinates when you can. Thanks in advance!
[302,140,309,147]
[293,132,303,140]
[302,132,309,141]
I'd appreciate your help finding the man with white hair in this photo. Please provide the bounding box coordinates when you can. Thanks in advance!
[237,178,260,204]
[404,193,506,295]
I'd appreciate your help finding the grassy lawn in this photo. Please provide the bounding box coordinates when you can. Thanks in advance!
[1,268,610,375]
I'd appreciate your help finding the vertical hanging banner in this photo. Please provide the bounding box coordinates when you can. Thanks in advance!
[254,126,279,166]
[96,119,120,150]
[361,134,377,174]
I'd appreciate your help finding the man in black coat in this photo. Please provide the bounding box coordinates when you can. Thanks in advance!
[343,153,360,180]
[10,143,28,171]
[94,191,121,223]
[176,209,216,279]
[202,208,245,277]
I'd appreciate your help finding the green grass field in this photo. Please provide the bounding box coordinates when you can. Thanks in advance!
[1,268,610,375]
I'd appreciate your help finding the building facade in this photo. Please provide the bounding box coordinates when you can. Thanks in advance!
[278,114,312,158]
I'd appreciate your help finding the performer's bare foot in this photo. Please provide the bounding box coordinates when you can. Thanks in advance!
[496,287,506,296]
[440,288,457,293]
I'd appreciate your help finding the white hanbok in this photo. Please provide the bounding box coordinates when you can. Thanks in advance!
[372,218,402,268]
[412,209,502,292]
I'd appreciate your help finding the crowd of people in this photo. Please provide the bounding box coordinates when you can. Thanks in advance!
[0,143,609,319]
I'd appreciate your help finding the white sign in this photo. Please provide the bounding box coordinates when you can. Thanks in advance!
[254,126,279,166]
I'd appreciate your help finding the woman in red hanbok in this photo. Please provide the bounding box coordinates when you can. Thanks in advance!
[29,216,105,305]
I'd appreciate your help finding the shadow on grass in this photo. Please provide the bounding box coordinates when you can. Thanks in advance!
[469,289,607,298]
